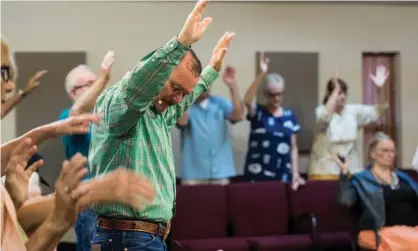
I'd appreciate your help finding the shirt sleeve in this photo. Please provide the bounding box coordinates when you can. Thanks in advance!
[353,104,387,127]
[163,65,219,127]
[218,97,234,120]
[98,37,190,136]
[289,110,301,133]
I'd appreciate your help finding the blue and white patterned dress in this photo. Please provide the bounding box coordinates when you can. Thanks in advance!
[244,105,301,182]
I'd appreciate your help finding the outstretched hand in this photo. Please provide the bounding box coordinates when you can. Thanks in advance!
[369,64,389,88]
[24,70,48,93]
[100,50,115,82]
[259,53,269,73]
[178,0,212,46]
[209,31,235,72]
[5,138,44,209]
[222,66,237,87]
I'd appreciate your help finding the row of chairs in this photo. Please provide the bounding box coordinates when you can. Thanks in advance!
[169,181,354,251]
[169,170,418,251]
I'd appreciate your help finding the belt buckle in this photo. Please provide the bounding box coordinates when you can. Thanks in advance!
[163,221,171,241]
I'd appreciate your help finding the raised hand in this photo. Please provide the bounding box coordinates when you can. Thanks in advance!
[222,66,237,87]
[50,153,89,228]
[178,0,212,46]
[209,31,235,72]
[24,70,48,94]
[50,113,101,136]
[71,168,155,212]
[259,53,269,73]
[5,138,44,209]
[100,50,115,82]
[369,64,389,88]
[332,70,341,93]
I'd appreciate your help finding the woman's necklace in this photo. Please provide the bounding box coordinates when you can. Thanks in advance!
[372,170,400,190]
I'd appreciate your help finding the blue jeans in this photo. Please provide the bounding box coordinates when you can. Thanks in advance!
[74,209,98,251]
[90,226,167,251]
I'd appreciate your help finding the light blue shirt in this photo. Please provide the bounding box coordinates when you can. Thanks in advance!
[180,96,237,180]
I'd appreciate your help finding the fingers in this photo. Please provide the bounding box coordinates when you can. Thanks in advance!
[25,159,44,176]
[192,0,209,15]
[35,70,48,80]
[101,50,115,69]
[67,168,89,191]
[12,137,33,156]
[200,17,212,34]
[58,153,88,190]
[71,113,102,125]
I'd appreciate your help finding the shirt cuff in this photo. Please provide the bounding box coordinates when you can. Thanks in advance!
[154,36,190,60]
[200,65,219,88]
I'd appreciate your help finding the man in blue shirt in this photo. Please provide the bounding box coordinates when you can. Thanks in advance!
[58,51,114,251]
[177,66,244,185]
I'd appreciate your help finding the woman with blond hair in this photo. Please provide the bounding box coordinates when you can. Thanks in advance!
[336,132,418,251]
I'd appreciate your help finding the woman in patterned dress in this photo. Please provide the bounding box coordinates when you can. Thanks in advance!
[308,66,389,180]
[243,53,305,190]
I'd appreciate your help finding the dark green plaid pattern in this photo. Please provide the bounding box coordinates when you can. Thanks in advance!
[88,37,219,222]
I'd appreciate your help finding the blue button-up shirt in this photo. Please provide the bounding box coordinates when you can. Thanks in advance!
[180,96,237,180]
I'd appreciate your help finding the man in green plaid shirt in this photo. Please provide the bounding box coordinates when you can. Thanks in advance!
[88,0,235,250]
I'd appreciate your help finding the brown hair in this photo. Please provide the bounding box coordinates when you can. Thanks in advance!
[322,78,348,104]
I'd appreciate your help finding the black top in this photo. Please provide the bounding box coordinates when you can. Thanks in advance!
[384,179,418,227]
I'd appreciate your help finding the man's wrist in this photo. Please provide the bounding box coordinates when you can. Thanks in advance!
[176,35,192,48]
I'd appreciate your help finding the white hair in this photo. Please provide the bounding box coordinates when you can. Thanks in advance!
[1,35,18,81]
[264,73,285,91]
[64,64,94,94]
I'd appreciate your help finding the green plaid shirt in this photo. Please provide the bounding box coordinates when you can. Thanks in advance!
[89,37,219,222]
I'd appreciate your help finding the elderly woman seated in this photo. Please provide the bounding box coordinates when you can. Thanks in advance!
[336,132,418,251]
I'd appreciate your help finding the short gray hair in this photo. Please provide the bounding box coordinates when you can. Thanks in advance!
[264,73,285,91]
[368,131,391,155]
[65,64,96,94]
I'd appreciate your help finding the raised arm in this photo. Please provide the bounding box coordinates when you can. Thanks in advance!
[316,72,340,131]
[70,51,115,116]
[164,31,235,127]
[102,0,212,136]
[1,114,100,174]
[244,53,269,117]
[355,65,389,127]
[1,70,47,119]
[222,66,244,122]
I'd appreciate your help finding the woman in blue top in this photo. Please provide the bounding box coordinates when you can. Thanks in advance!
[243,53,305,190]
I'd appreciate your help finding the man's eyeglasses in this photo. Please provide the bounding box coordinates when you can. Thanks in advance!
[1,66,11,82]
[170,81,189,97]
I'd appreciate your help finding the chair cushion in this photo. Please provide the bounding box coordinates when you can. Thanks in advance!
[174,238,250,251]
[317,231,352,247]
[227,182,289,237]
[171,185,228,240]
[248,235,313,251]
[289,181,353,233]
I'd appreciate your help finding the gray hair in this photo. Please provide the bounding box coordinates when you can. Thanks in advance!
[263,73,285,91]
[64,64,95,94]
[368,131,391,156]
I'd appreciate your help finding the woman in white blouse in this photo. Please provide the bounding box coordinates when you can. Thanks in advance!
[308,66,389,180]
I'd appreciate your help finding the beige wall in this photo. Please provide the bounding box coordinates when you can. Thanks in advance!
[2,1,418,241]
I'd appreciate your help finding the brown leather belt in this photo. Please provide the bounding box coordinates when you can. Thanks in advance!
[97,217,171,240]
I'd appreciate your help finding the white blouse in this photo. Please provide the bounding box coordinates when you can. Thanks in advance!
[308,103,386,176]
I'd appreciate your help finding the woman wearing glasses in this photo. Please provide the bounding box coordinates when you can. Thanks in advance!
[243,53,305,190]
[308,66,389,181]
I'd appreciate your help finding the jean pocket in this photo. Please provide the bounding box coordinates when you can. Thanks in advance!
[90,228,113,246]
[123,232,159,250]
